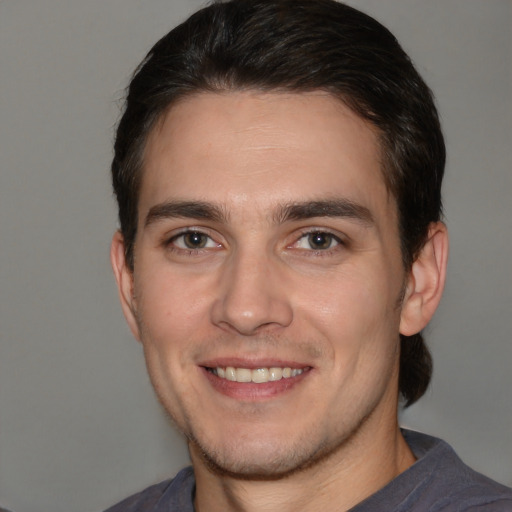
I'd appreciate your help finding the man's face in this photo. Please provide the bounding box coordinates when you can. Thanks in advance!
[119,91,409,477]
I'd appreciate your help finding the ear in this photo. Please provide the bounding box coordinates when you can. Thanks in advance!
[110,231,142,341]
[399,222,449,336]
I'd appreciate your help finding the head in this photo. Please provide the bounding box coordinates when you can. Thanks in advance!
[111,0,449,480]
[112,0,445,409]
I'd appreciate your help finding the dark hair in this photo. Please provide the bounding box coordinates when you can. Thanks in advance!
[112,0,444,406]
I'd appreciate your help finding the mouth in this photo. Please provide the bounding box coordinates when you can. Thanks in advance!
[200,359,312,399]
[207,366,306,383]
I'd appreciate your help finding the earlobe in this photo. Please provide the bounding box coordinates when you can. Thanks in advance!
[399,222,449,336]
[110,231,141,341]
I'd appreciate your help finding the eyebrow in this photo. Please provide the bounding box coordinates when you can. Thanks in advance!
[144,198,374,228]
[144,200,227,227]
[274,199,374,226]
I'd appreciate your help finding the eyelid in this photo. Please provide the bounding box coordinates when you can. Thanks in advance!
[163,225,214,239]
[293,227,345,243]
[287,227,347,254]
[174,233,218,250]
[163,226,223,250]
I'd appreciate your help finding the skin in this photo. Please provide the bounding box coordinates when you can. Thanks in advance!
[111,91,448,511]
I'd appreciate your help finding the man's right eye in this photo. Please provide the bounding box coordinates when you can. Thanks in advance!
[170,231,219,250]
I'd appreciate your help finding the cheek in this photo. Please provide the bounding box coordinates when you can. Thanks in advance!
[302,266,401,401]
[300,266,399,334]
[132,269,215,417]
[134,267,214,346]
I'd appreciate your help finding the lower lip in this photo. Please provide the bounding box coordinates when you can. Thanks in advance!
[201,367,310,400]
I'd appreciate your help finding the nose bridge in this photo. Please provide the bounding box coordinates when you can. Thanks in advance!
[211,243,293,335]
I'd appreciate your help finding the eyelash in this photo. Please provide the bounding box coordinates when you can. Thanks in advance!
[290,229,345,255]
[163,228,346,257]
[164,229,221,255]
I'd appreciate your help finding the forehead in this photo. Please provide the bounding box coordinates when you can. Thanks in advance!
[140,91,392,222]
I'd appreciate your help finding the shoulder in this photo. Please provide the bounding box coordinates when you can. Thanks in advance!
[353,430,512,512]
[403,430,512,511]
[439,471,512,511]
[103,466,195,512]
[434,467,512,511]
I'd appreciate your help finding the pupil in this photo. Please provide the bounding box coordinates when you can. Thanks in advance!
[308,232,331,250]
[184,232,206,249]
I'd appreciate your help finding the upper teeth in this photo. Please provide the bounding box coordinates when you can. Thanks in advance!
[212,367,304,383]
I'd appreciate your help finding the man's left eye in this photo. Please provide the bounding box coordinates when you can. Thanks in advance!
[295,232,340,250]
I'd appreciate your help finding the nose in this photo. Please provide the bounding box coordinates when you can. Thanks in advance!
[210,249,293,336]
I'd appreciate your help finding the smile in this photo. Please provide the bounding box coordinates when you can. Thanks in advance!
[209,366,306,383]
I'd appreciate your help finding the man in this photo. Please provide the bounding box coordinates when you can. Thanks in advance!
[107,1,512,510]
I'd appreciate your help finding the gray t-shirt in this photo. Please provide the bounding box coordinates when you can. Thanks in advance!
[104,430,512,511]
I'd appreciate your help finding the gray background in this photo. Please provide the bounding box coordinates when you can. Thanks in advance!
[0,1,510,511]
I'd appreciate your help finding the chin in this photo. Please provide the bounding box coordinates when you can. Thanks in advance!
[188,428,337,480]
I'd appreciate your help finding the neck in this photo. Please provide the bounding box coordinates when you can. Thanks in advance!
[192,420,415,512]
